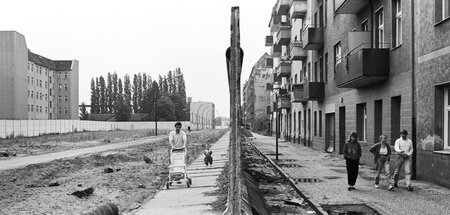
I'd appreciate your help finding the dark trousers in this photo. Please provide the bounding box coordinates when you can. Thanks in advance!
[204,156,213,165]
[346,159,360,186]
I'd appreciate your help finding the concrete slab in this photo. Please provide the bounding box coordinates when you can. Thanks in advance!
[133,131,229,215]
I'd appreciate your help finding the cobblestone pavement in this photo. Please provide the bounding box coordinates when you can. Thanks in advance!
[251,132,450,215]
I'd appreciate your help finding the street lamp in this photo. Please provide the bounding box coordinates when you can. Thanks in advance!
[273,82,281,161]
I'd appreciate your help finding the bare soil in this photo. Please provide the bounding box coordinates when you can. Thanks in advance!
[0,129,168,157]
[0,129,227,215]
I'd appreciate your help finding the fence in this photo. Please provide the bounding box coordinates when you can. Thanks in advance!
[0,120,190,139]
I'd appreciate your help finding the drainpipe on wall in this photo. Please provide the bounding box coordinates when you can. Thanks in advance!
[411,0,417,180]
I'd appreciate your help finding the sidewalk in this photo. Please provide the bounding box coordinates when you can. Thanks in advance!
[133,132,229,215]
[250,133,450,215]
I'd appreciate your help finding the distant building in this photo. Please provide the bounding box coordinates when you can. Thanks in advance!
[243,53,272,132]
[190,101,215,130]
[0,31,79,120]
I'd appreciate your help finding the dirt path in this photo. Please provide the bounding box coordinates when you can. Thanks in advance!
[0,136,166,171]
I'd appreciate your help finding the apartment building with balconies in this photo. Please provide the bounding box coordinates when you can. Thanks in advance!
[243,53,272,132]
[0,31,79,120]
[265,0,450,188]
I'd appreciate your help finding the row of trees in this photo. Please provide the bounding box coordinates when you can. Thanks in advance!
[88,68,188,121]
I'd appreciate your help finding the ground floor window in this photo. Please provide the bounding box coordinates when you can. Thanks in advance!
[445,87,450,149]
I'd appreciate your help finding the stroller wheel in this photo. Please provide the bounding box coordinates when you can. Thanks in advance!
[186,180,190,188]
[166,181,170,189]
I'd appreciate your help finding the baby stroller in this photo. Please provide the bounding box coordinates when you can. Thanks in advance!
[166,148,192,189]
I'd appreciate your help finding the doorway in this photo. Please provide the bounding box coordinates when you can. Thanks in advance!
[339,106,346,154]
[325,113,335,153]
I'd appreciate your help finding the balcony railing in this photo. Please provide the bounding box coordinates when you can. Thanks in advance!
[291,84,305,102]
[276,60,291,77]
[290,41,307,61]
[265,35,273,46]
[276,25,291,45]
[336,43,390,88]
[290,0,307,19]
[276,0,290,15]
[303,81,325,101]
[302,24,324,50]
[272,43,282,57]
[278,95,291,109]
[269,14,282,33]
[334,0,369,14]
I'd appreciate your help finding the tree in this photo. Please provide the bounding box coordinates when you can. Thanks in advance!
[80,102,89,120]
[167,70,175,94]
[114,78,131,121]
[137,73,143,113]
[112,72,118,109]
[157,93,176,121]
[132,74,139,113]
[95,77,100,114]
[124,74,132,108]
[106,72,113,113]
[99,76,107,114]
[142,73,148,100]
[90,78,98,114]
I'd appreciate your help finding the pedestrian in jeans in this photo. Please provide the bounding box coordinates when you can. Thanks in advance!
[369,135,394,190]
[393,129,414,191]
[343,132,362,191]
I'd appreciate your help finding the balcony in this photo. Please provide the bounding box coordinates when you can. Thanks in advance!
[266,58,273,69]
[336,44,390,88]
[302,25,324,50]
[276,25,291,45]
[265,35,273,46]
[291,84,305,102]
[266,83,273,91]
[276,60,291,78]
[290,41,307,61]
[278,95,291,109]
[290,0,307,19]
[334,0,369,14]
[273,72,282,82]
[269,14,282,33]
[272,43,282,57]
[276,0,290,15]
[303,81,324,100]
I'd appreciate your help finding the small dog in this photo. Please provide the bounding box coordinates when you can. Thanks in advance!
[204,150,213,166]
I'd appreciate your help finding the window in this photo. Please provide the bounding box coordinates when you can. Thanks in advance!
[31,105,34,112]
[58,108,62,114]
[314,61,318,82]
[39,80,42,87]
[39,67,42,74]
[36,93,38,99]
[307,62,311,80]
[64,72,68,79]
[64,84,68,91]
[31,77,34,84]
[334,42,342,69]
[28,105,30,112]
[357,103,367,141]
[376,8,384,48]
[45,81,47,88]
[59,84,62,91]
[444,87,450,149]
[28,76,30,84]
[28,90,30,98]
[36,79,39,86]
[436,0,450,23]
[361,19,369,31]
[28,63,30,71]
[49,88,52,96]
[64,96,68,102]
[49,101,52,108]
[324,53,328,83]
[45,107,47,113]
[45,94,47,101]
[393,0,402,47]
[49,76,52,84]
[40,106,42,113]
[64,108,68,114]
[58,73,61,79]
[31,91,33,98]
[40,93,42,100]
[58,96,62,102]
[319,57,323,82]
[319,110,322,137]
[314,111,317,136]
[324,0,327,26]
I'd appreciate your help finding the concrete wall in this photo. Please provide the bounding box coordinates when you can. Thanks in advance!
[0,120,190,139]
[414,0,450,187]
[0,31,28,119]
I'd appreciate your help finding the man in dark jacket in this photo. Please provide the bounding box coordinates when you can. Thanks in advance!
[369,135,393,190]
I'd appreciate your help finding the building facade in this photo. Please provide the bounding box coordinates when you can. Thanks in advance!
[264,0,450,187]
[243,53,272,132]
[190,101,215,130]
[0,31,79,120]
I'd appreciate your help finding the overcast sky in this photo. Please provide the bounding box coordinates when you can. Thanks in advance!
[0,0,274,118]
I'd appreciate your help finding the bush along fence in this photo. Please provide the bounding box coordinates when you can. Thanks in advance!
[0,120,191,139]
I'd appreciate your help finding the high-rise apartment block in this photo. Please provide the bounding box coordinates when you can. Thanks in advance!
[261,0,450,187]
[0,31,79,120]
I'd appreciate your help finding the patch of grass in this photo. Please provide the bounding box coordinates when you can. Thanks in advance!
[205,161,230,213]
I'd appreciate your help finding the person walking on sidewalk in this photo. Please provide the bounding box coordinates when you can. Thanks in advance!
[369,135,394,190]
[169,122,188,154]
[393,129,414,191]
[343,132,362,191]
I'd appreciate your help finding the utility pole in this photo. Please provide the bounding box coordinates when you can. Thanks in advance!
[154,87,158,136]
